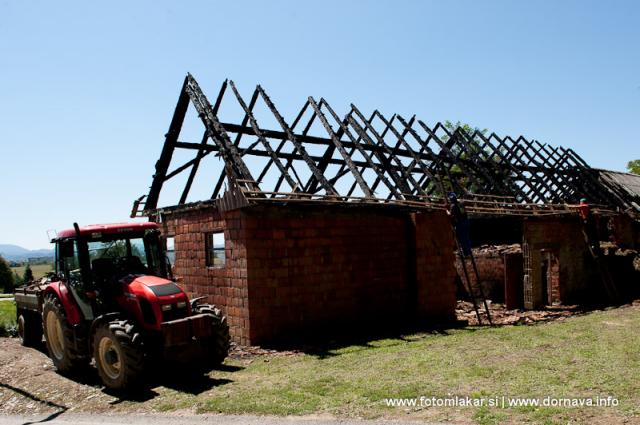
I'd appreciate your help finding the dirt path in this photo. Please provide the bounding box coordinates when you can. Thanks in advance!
[0,412,428,425]
[0,338,299,418]
[0,338,118,415]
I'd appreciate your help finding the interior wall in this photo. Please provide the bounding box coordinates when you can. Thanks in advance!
[522,216,596,309]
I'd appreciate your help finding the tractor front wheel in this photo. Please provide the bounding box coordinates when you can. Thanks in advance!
[93,320,145,391]
[193,304,230,368]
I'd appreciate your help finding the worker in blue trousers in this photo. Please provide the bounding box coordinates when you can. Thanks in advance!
[446,192,472,256]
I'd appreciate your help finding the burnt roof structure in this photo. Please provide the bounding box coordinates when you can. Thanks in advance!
[133,74,640,218]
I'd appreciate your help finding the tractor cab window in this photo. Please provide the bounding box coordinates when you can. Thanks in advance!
[86,232,165,284]
[88,238,148,280]
[58,240,81,284]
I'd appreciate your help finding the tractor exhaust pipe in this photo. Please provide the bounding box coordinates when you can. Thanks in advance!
[72,222,93,287]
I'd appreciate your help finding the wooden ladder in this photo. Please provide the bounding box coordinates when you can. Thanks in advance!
[450,223,494,326]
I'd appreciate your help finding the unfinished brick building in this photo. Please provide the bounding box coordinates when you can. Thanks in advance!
[134,75,640,343]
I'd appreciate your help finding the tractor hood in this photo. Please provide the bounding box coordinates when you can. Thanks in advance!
[123,275,186,300]
[118,274,191,331]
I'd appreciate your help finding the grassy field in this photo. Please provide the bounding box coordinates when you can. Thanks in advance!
[0,300,16,336]
[148,305,639,424]
[11,263,52,280]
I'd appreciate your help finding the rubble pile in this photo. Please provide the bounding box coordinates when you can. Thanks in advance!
[229,343,301,359]
[456,301,579,326]
[457,299,640,326]
[473,244,522,256]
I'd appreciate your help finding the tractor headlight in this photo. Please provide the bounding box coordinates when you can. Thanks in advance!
[177,301,187,309]
[161,304,172,311]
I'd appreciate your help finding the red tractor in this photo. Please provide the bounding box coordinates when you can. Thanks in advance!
[14,222,229,390]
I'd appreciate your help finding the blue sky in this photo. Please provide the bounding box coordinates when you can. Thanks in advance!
[1,0,638,249]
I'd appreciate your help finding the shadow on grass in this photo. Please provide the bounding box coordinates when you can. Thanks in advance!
[159,373,233,395]
[253,300,632,359]
[259,318,468,360]
[103,365,235,402]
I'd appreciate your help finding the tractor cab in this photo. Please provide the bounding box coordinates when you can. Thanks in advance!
[52,222,169,319]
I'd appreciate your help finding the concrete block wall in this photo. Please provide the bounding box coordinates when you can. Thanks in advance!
[611,215,640,249]
[522,216,595,308]
[504,252,524,309]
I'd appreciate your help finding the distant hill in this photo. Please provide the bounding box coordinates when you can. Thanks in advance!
[0,244,54,261]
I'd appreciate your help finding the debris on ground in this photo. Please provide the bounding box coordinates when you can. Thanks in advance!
[473,244,522,255]
[456,300,582,326]
[228,343,301,359]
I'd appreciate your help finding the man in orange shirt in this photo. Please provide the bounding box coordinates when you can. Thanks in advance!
[577,198,590,222]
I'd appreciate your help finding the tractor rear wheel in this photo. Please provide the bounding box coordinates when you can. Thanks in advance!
[42,295,88,373]
[193,304,230,367]
[93,320,145,390]
[17,309,42,347]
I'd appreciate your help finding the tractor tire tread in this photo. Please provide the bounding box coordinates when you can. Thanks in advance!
[93,319,145,390]
[193,303,230,367]
[42,294,88,373]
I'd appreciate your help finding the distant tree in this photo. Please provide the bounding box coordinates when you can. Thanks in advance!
[13,272,23,287]
[22,264,34,283]
[0,256,14,294]
[627,160,640,174]
[436,121,508,195]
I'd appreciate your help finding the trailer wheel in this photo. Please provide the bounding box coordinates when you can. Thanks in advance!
[93,320,145,390]
[42,295,88,373]
[193,304,230,367]
[17,310,42,347]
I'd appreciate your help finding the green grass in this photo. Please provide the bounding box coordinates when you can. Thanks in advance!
[148,306,640,424]
[0,300,16,336]
[11,263,52,280]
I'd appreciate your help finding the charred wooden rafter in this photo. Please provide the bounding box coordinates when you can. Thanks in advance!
[135,75,640,218]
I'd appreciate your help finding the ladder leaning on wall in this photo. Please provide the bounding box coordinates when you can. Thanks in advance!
[450,224,494,326]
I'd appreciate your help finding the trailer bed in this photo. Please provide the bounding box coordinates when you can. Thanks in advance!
[14,283,47,313]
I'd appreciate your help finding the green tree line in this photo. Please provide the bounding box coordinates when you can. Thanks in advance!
[0,257,35,293]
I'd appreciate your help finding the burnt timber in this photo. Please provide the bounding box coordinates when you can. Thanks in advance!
[133,74,640,219]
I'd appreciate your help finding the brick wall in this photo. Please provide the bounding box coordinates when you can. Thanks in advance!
[244,205,411,343]
[157,208,251,344]
[454,254,505,302]
[413,212,457,321]
[541,249,561,305]
[158,204,457,345]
